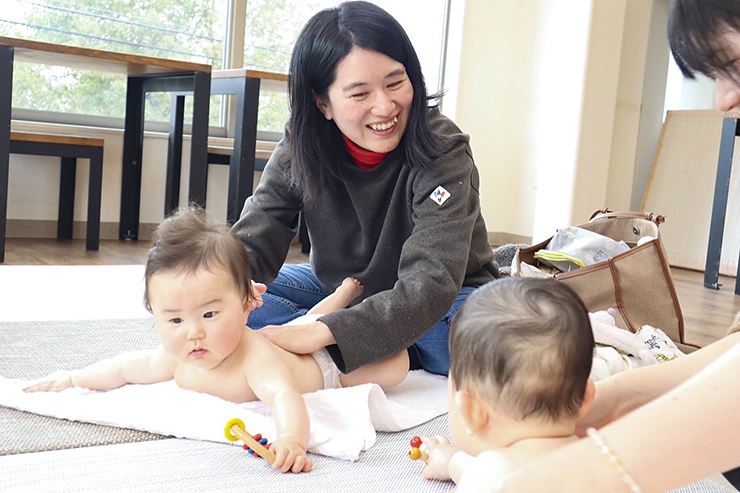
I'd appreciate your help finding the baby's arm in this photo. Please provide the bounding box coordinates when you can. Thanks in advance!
[245,344,312,473]
[421,435,473,483]
[455,454,504,493]
[23,346,175,392]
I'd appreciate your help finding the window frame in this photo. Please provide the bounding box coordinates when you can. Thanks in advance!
[8,0,451,143]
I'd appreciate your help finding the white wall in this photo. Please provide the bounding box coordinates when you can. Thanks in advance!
[563,0,625,239]
[665,54,716,113]
[449,0,672,244]
[631,0,671,211]
[450,0,542,241]
[451,0,632,243]
[606,0,653,211]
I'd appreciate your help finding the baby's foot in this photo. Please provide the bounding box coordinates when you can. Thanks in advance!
[337,277,365,302]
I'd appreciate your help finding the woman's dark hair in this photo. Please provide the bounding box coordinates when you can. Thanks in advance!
[288,1,443,207]
[668,0,740,81]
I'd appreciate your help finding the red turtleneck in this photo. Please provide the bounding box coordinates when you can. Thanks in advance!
[342,133,389,169]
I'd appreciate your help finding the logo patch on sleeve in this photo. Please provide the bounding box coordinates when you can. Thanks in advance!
[430,186,451,205]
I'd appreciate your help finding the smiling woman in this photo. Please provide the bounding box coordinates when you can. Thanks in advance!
[316,48,414,154]
[232,1,499,380]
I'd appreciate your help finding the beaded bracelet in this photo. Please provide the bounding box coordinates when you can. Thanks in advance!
[586,428,642,493]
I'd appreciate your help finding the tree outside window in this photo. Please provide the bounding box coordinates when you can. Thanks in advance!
[1,0,225,124]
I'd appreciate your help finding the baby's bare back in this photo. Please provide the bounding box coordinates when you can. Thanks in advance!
[278,349,326,394]
[173,329,325,403]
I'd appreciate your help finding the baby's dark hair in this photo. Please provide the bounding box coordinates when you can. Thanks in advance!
[668,0,740,81]
[449,278,594,422]
[143,205,253,312]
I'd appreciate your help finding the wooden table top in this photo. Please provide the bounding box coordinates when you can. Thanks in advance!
[212,68,288,92]
[665,109,740,119]
[213,68,287,81]
[0,36,211,76]
[11,131,105,148]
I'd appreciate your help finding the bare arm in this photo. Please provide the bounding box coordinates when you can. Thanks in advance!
[245,340,312,473]
[263,384,312,473]
[420,435,472,483]
[24,346,175,392]
[576,331,740,434]
[449,450,475,485]
[497,337,740,492]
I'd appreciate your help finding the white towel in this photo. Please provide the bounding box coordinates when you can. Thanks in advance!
[588,310,685,381]
[590,310,658,366]
[0,370,448,461]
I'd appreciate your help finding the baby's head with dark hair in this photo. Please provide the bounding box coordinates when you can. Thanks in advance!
[143,205,253,312]
[668,0,740,81]
[450,278,594,423]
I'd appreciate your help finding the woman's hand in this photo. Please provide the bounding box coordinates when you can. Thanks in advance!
[257,321,336,354]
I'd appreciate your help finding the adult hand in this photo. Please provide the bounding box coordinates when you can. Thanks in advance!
[258,321,336,355]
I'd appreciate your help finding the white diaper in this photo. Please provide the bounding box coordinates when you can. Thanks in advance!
[312,348,342,390]
[288,313,342,389]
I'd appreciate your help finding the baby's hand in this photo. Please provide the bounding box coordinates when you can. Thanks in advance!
[421,435,458,481]
[269,438,313,473]
[23,372,75,393]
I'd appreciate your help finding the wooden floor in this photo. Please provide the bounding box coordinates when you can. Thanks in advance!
[3,238,740,348]
[1,238,311,266]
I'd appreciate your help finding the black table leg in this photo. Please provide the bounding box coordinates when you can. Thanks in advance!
[57,156,76,240]
[86,147,103,251]
[119,76,145,240]
[0,46,13,262]
[704,118,740,291]
[228,77,259,224]
[166,73,263,224]
[188,71,210,208]
[165,94,185,217]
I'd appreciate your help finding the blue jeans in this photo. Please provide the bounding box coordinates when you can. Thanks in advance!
[248,263,476,375]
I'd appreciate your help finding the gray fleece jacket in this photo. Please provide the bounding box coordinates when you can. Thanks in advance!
[232,107,497,373]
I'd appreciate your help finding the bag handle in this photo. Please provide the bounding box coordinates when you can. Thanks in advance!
[588,208,665,226]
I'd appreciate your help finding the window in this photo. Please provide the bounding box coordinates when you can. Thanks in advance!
[2,0,449,135]
[1,0,227,125]
[244,0,450,133]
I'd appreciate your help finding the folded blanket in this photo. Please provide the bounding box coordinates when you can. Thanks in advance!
[0,370,448,461]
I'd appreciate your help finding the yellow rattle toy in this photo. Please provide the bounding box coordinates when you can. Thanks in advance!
[224,418,276,464]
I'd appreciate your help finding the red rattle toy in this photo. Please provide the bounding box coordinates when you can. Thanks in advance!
[408,436,429,461]
[224,418,276,464]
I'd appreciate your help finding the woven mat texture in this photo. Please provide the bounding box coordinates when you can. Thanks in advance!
[2,415,455,493]
[1,318,736,493]
[0,318,167,455]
